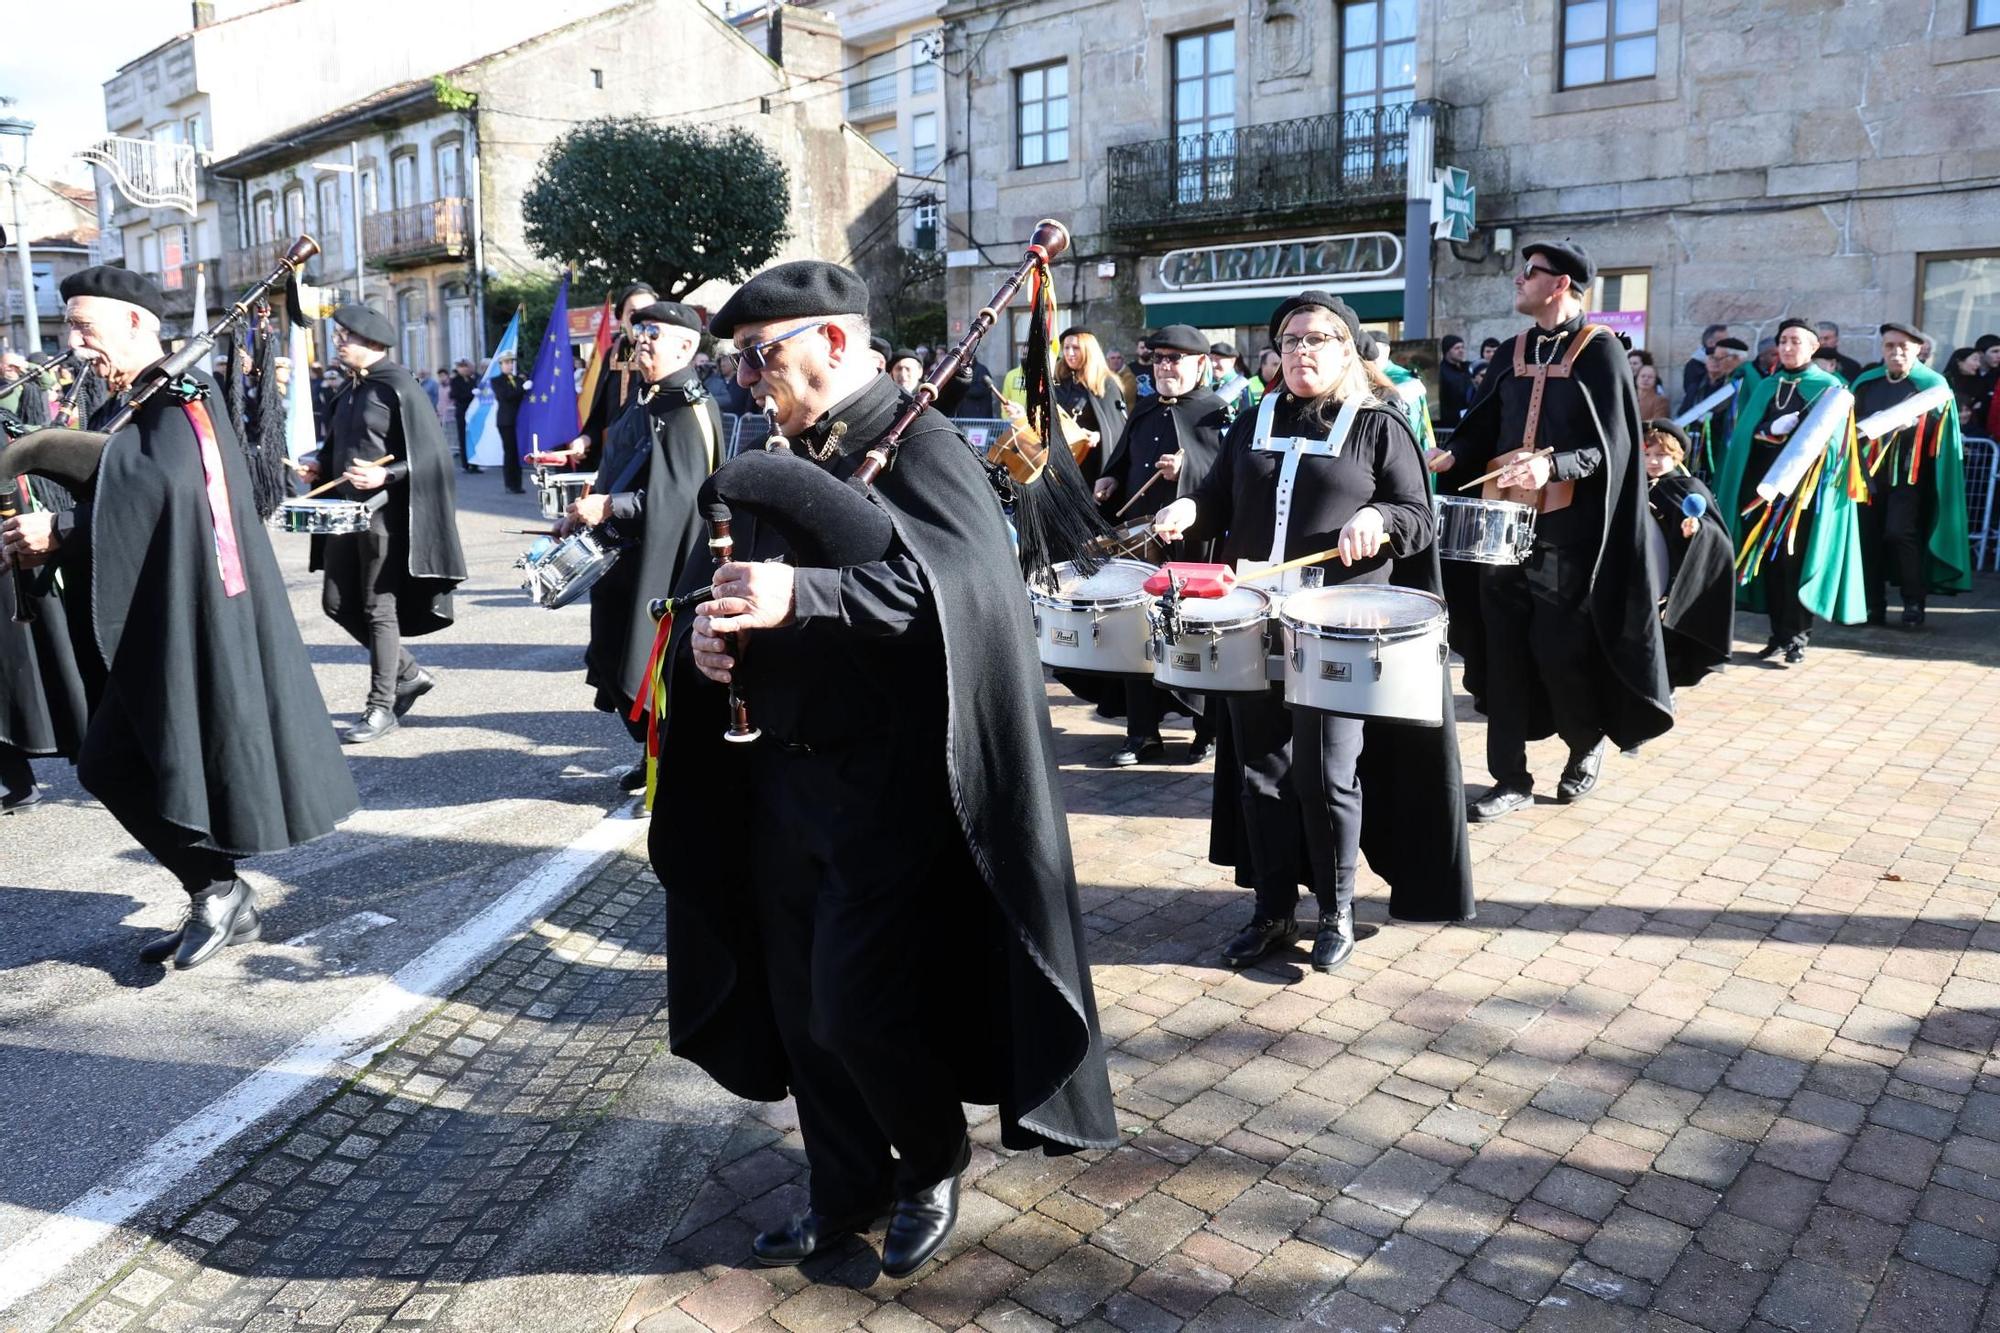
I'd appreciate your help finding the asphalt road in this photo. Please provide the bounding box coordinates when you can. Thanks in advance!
[0,467,647,1308]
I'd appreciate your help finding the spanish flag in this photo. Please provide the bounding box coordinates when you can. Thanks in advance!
[574,296,616,431]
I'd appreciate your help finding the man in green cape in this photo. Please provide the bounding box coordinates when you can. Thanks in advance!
[1711,319,1867,664]
[1848,322,1971,627]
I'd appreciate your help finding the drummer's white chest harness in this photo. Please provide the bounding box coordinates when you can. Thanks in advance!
[1251,391,1361,571]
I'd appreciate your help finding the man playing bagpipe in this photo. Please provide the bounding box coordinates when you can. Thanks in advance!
[1711,319,1868,665]
[1849,321,1971,628]
[1641,420,1734,688]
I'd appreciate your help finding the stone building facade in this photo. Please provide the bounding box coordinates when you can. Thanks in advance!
[0,180,100,358]
[942,0,2000,375]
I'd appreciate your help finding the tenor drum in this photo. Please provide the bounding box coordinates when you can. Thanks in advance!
[270,498,372,535]
[1150,585,1274,693]
[1279,585,1449,726]
[538,471,596,521]
[1028,559,1157,674]
[516,531,619,609]
[1434,495,1537,565]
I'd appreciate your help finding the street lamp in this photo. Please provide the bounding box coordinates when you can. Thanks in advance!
[0,116,40,350]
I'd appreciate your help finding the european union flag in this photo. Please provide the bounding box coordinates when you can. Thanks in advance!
[515,271,578,457]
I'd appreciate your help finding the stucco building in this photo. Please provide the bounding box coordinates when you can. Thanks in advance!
[0,179,100,358]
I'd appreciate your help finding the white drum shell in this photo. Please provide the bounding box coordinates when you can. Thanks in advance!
[1434,495,1537,566]
[271,498,372,535]
[538,472,596,521]
[1029,559,1157,674]
[520,532,617,609]
[1151,587,1274,693]
[1279,587,1449,726]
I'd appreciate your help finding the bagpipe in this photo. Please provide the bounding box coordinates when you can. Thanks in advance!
[0,236,320,623]
[633,217,1108,765]
[1735,382,1861,586]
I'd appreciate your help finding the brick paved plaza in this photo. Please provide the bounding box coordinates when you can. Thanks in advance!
[53,596,2000,1333]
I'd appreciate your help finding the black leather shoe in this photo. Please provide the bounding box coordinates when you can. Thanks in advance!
[1782,640,1806,665]
[751,1204,886,1267]
[1470,781,1533,821]
[1754,639,1784,661]
[1556,740,1606,804]
[881,1174,960,1279]
[1311,905,1355,973]
[141,891,262,965]
[1111,738,1166,767]
[1186,737,1214,764]
[344,706,400,745]
[1223,915,1298,968]
[174,882,261,971]
[1,785,41,813]
[1902,604,1926,628]
[618,763,647,792]
[393,668,436,718]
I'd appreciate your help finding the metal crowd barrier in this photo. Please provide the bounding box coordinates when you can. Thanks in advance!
[1964,435,1998,572]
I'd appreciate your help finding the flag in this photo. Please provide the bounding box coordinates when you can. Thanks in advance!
[574,296,615,431]
[285,322,317,461]
[192,263,211,340]
[515,272,578,459]
[467,307,520,467]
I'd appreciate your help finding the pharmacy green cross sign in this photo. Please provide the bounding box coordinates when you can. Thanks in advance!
[1437,166,1475,243]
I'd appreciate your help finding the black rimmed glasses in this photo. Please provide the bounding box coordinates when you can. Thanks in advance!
[1278,331,1348,356]
[735,322,825,374]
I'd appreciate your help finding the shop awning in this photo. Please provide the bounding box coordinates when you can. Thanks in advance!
[1139,282,1404,329]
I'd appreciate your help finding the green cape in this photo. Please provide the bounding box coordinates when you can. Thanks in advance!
[1711,364,1868,623]
[1848,361,1972,596]
[1382,362,1437,490]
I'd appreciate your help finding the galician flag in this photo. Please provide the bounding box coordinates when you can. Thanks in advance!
[515,273,578,459]
[285,321,317,460]
[467,306,520,467]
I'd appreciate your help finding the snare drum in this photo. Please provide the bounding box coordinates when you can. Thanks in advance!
[1279,585,1449,726]
[270,498,372,535]
[538,471,596,521]
[1151,585,1274,693]
[516,531,619,609]
[1434,495,1537,566]
[1028,559,1158,674]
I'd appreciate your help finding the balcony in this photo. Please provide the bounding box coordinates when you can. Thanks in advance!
[1105,101,1448,239]
[363,198,470,268]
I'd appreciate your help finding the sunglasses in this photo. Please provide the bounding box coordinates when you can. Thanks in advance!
[633,323,679,342]
[1520,264,1561,280]
[735,322,825,373]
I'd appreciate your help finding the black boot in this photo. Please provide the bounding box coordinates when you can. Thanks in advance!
[751,1204,887,1267]
[1901,602,1926,628]
[173,881,262,971]
[344,706,400,745]
[881,1172,960,1279]
[1556,740,1606,804]
[618,762,647,792]
[1223,914,1299,968]
[1311,902,1355,972]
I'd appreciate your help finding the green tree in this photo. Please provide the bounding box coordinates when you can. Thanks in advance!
[520,118,790,301]
[484,271,562,355]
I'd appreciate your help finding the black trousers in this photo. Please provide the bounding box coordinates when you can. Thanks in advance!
[499,425,522,492]
[0,742,32,797]
[322,516,418,712]
[1480,544,1604,785]
[94,781,238,899]
[1121,677,1217,745]
[453,413,471,469]
[1761,505,1816,645]
[1226,689,1363,921]
[1858,479,1934,615]
[748,731,970,1215]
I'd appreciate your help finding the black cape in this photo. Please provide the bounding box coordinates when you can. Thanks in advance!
[651,373,1118,1153]
[1648,472,1734,688]
[1054,375,1128,485]
[1199,399,1476,923]
[310,359,466,637]
[1,437,88,760]
[62,371,357,852]
[1440,324,1675,751]
[1098,389,1228,525]
[585,369,721,713]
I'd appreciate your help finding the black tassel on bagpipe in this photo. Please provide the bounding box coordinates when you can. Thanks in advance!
[217,332,249,440]
[1005,255,1108,587]
[242,314,291,520]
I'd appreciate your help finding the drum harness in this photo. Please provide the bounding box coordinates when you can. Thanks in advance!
[1251,389,1361,586]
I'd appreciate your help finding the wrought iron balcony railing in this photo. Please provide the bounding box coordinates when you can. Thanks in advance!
[363,198,470,267]
[1105,100,1447,232]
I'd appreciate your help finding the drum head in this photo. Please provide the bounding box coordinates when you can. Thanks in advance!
[1282,585,1444,633]
[1179,584,1270,625]
[1053,558,1157,604]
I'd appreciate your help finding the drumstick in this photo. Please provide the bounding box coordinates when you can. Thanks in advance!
[1114,462,1173,519]
[511,528,561,537]
[1456,447,1554,492]
[1240,545,1343,584]
[301,454,394,500]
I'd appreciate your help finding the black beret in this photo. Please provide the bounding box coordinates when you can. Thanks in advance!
[1209,340,1237,357]
[614,282,659,312]
[1644,418,1691,454]
[332,303,396,348]
[890,347,923,369]
[1977,334,2000,352]
[630,300,702,332]
[1715,337,1750,353]
[1147,324,1210,355]
[710,260,870,340]
[1441,335,1464,353]
[1268,290,1361,345]
[1520,239,1595,288]
[1878,321,1924,343]
[1357,331,1383,361]
[1776,318,1818,340]
[58,265,164,320]
[1058,326,1094,341]
[869,335,892,362]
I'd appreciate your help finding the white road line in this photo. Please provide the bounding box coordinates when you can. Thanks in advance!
[0,801,646,1317]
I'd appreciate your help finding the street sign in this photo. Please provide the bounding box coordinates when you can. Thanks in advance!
[1436,166,1475,243]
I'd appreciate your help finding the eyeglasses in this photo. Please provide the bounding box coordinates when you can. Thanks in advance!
[1520,264,1561,280]
[1150,351,1200,365]
[1278,331,1348,355]
[633,323,671,342]
[735,322,824,373]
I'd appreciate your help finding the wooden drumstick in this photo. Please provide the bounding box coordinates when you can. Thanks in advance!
[300,454,393,500]
[1114,458,1176,519]
[1456,447,1553,492]
[1240,545,1343,584]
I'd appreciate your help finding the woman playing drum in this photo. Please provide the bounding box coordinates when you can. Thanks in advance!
[1154,292,1474,972]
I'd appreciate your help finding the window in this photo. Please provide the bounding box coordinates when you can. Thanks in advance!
[1340,0,1416,114]
[1015,61,1069,167]
[911,112,938,174]
[1171,27,1235,204]
[911,32,938,94]
[391,152,418,210]
[1977,0,2000,29]
[316,177,341,255]
[359,168,378,215]
[867,125,899,165]
[436,140,463,199]
[397,288,427,368]
[1561,0,1657,88]
[591,67,605,89]
[160,224,188,289]
[1919,250,2000,354]
[847,49,898,115]
[1585,270,1650,348]
[283,185,306,239]
[252,192,276,243]
[182,113,205,153]
[912,194,940,251]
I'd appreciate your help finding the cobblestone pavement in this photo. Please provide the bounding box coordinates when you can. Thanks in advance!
[47,594,2000,1333]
